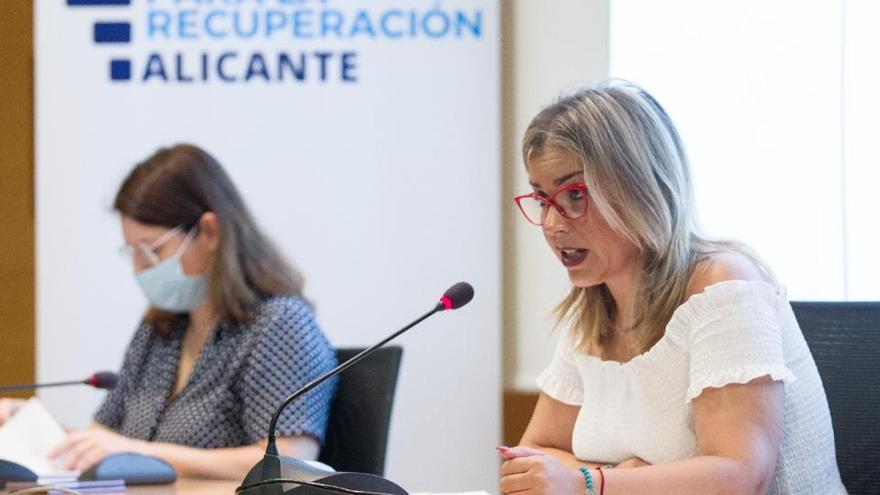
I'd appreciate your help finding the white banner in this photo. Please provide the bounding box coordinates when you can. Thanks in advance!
[35,0,500,491]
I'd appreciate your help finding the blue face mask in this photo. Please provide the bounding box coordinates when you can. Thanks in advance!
[135,229,208,313]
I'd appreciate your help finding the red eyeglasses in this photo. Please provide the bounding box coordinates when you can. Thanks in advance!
[513,183,589,226]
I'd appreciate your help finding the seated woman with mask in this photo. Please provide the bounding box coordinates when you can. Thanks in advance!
[1,144,337,479]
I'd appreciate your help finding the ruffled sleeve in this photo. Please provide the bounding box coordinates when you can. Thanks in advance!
[536,330,584,405]
[677,281,796,404]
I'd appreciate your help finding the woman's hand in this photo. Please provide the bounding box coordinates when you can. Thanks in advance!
[48,425,145,471]
[0,398,27,426]
[498,446,584,495]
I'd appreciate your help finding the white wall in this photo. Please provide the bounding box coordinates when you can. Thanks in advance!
[610,0,845,301]
[503,0,610,392]
[609,0,880,302]
[843,0,880,300]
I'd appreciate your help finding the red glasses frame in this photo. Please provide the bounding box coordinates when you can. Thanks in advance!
[513,183,589,226]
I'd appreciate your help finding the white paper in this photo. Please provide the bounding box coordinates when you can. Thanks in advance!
[0,397,69,475]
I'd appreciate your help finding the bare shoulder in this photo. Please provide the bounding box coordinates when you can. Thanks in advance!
[686,250,769,298]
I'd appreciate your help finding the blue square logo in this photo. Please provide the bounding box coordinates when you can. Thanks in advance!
[94,22,131,43]
[110,59,131,81]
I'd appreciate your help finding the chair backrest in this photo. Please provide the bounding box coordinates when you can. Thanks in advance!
[318,346,403,476]
[790,301,880,494]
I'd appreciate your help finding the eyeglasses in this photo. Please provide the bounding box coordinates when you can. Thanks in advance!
[119,225,185,267]
[513,183,589,226]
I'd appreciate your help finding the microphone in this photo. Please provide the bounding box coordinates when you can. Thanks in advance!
[438,281,475,310]
[0,371,119,393]
[0,371,121,487]
[237,282,474,495]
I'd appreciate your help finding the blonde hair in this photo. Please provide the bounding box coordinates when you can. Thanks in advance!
[523,80,767,353]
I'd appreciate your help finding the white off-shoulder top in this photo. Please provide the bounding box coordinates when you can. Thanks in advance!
[537,281,846,494]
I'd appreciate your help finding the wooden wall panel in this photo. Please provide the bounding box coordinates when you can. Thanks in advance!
[503,390,538,447]
[0,1,34,395]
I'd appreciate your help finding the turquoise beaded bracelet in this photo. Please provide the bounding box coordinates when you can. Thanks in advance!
[579,466,596,495]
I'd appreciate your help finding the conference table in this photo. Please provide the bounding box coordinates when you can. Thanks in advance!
[129,478,240,494]
[0,479,241,494]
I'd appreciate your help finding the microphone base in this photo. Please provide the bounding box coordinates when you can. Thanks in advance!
[296,472,408,495]
[239,455,407,494]
[0,459,38,489]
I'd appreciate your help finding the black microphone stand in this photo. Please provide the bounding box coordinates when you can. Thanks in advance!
[0,379,86,393]
[238,282,473,495]
[236,305,443,495]
[0,372,118,393]
[266,303,442,456]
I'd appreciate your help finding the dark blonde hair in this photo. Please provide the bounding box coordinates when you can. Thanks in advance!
[523,81,768,353]
[114,143,305,336]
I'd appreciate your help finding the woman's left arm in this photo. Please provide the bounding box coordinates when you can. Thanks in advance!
[50,423,319,480]
[501,375,783,495]
[606,375,783,494]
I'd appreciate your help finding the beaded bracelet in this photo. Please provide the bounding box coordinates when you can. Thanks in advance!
[578,466,596,495]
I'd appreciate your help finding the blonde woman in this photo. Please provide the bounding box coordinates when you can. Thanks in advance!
[500,82,845,494]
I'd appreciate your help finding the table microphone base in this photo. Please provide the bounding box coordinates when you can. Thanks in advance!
[239,454,408,495]
[0,459,38,488]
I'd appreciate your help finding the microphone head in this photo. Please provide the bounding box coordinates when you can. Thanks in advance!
[439,282,475,310]
[87,371,119,390]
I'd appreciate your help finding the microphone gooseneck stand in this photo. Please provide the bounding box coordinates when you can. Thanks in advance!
[236,282,475,495]
[0,371,119,394]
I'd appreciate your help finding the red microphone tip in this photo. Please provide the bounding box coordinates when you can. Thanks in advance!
[87,371,119,390]
[440,296,453,311]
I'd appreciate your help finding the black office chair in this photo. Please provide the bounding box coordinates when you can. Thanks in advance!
[790,302,880,494]
[318,346,403,476]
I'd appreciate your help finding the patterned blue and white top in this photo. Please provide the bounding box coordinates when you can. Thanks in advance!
[94,295,337,448]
